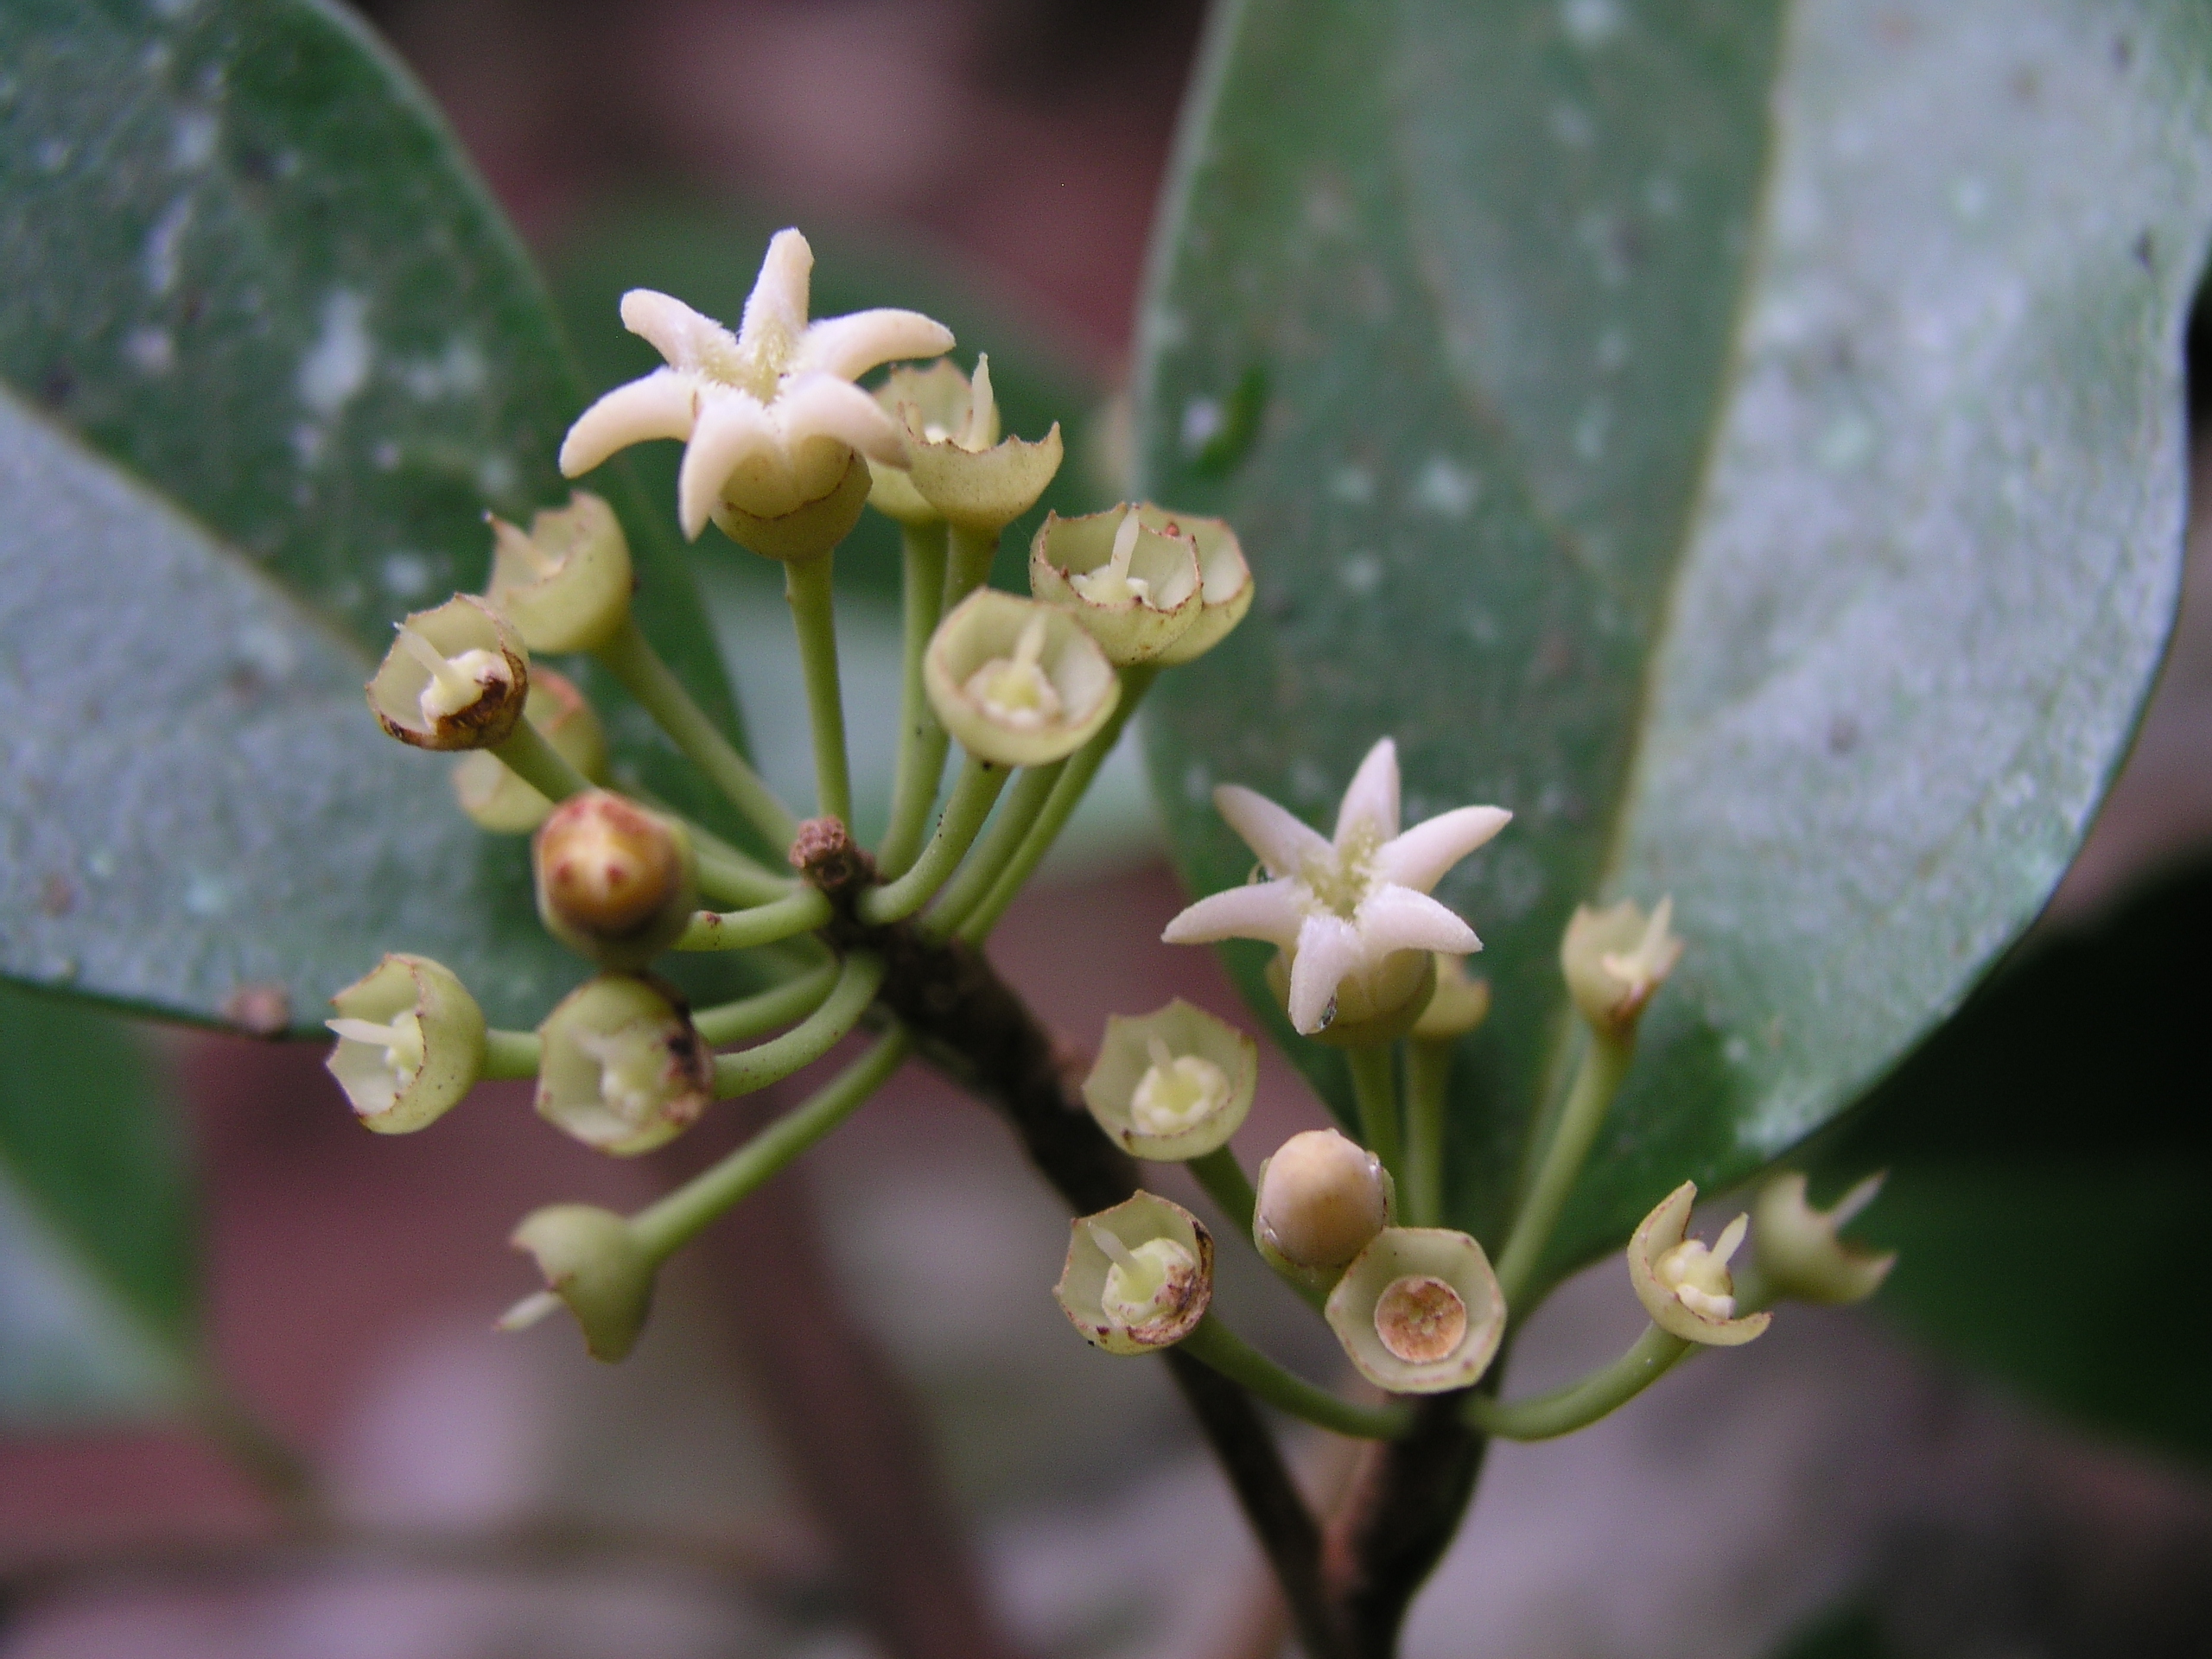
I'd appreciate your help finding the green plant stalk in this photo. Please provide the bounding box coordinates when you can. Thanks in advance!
[1403,1039,1452,1229]
[915,760,1065,941]
[942,522,999,613]
[955,664,1159,944]
[1462,1324,1692,1440]
[1492,1030,1636,1310]
[490,717,589,803]
[1188,1146,1257,1236]
[712,951,886,1097]
[875,522,952,878]
[635,1025,911,1260]
[480,1028,540,1078]
[693,962,841,1047]
[1179,1316,1413,1441]
[677,887,834,952]
[856,756,1010,925]
[1346,1042,1403,1190]
[784,555,854,828]
[593,614,798,851]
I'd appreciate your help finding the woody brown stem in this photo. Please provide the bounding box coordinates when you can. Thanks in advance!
[1321,1395,1486,1659]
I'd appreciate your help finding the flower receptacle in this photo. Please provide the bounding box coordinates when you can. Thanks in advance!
[326,953,486,1134]
[535,974,713,1155]
[1055,1192,1214,1355]
[1081,999,1257,1161]
[532,791,700,969]
[1325,1226,1504,1394]
[368,594,529,750]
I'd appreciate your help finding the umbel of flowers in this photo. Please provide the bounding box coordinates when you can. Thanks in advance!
[327,226,1892,1448]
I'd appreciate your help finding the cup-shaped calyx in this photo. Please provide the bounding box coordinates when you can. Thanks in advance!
[532,791,700,969]
[869,356,1063,532]
[1029,505,1203,665]
[1164,737,1510,1039]
[1562,896,1683,1039]
[1055,1192,1213,1355]
[453,669,608,834]
[1411,955,1491,1042]
[1254,1128,1393,1289]
[1750,1172,1895,1306]
[1326,1227,1505,1394]
[508,1204,656,1362]
[485,492,632,653]
[1629,1181,1772,1346]
[1082,1000,1257,1160]
[558,228,953,561]
[924,590,1119,766]
[326,953,486,1134]
[1149,511,1253,667]
[368,594,528,750]
[535,973,713,1155]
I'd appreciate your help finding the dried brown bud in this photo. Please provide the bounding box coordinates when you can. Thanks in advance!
[532,791,700,969]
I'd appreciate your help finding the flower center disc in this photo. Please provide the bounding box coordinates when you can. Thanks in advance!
[1374,1274,1467,1363]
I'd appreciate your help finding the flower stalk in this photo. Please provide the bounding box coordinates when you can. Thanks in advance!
[1178,1316,1413,1441]
[857,754,1010,925]
[1492,1031,1634,1309]
[713,950,886,1097]
[1462,1324,1693,1441]
[784,555,855,827]
[876,521,952,876]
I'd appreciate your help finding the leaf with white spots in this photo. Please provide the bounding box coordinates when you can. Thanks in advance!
[1137,0,2212,1276]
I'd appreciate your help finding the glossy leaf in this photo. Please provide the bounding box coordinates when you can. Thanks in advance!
[1135,0,2212,1274]
[0,981,197,1427]
[0,0,742,1031]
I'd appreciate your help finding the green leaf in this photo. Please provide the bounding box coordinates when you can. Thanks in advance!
[0,981,198,1427]
[1809,855,2212,1468]
[1135,0,2212,1274]
[0,0,742,1031]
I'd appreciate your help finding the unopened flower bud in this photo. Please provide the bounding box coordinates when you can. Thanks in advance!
[1028,505,1202,664]
[1750,1171,1895,1306]
[1629,1181,1771,1346]
[1325,1226,1504,1393]
[716,447,876,563]
[325,953,486,1134]
[1254,1128,1394,1287]
[1410,955,1491,1042]
[924,589,1119,766]
[1145,510,1253,667]
[1054,1192,1213,1355]
[1082,999,1257,1160]
[484,492,633,653]
[870,355,1063,533]
[367,594,528,749]
[1263,944,1437,1048]
[503,1203,656,1362]
[452,669,609,834]
[535,974,713,1155]
[1562,896,1683,1038]
[532,791,700,969]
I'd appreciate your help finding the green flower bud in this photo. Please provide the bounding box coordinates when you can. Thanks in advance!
[484,491,633,653]
[1628,1180,1771,1347]
[714,448,874,563]
[532,791,700,969]
[1562,896,1682,1039]
[1054,1192,1213,1355]
[1750,1172,1895,1306]
[1027,505,1203,665]
[1146,509,1253,667]
[1082,999,1257,1161]
[1263,944,1437,1049]
[1325,1226,1504,1394]
[504,1203,656,1362]
[325,953,486,1134]
[1410,955,1491,1042]
[367,594,528,750]
[868,355,1062,534]
[924,589,1119,766]
[535,973,713,1155]
[452,669,609,834]
[1253,1128,1394,1289]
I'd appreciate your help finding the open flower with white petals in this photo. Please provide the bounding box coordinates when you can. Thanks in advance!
[559,229,953,551]
[1162,739,1510,1036]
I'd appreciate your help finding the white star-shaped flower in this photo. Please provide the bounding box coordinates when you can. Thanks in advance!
[1162,738,1510,1034]
[559,229,954,539]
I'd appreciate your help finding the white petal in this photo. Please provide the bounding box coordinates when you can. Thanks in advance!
[738,229,812,353]
[1333,737,1401,845]
[1287,913,1366,1034]
[1161,880,1306,950]
[620,289,728,371]
[560,370,697,476]
[1375,805,1512,894]
[794,308,956,381]
[1355,885,1479,957]
[1213,785,1331,878]
[774,372,907,463]
[678,392,781,539]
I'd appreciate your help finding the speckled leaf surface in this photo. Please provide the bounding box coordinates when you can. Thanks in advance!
[1135,0,2212,1277]
[0,0,741,1031]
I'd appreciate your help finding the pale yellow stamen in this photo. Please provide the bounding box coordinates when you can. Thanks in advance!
[397,625,510,724]
[1089,1222,1196,1327]
[1656,1211,1747,1320]
[963,614,1062,730]
[327,1013,426,1090]
[1600,896,1676,992]
[575,1027,667,1125]
[1129,1036,1232,1136]
[960,355,996,451]
[495,1289,563,1332]
[1071,506,1153,606]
